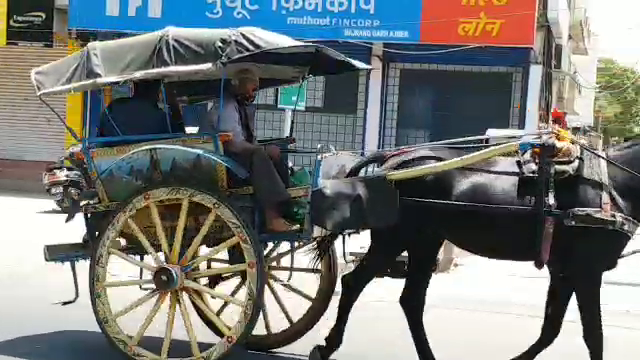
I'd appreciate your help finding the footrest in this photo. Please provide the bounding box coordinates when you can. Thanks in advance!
[227,185,311,198]
[44,243,91,263]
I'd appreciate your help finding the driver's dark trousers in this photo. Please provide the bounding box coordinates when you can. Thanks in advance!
[225,144,291,212]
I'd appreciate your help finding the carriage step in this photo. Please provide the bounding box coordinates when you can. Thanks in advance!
[44,242,91,263]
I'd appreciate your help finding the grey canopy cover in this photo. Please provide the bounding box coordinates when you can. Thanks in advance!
[31,26,371,96]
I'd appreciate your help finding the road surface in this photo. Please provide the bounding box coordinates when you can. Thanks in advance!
[0,192,639,360]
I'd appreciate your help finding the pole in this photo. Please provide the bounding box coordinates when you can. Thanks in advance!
[283,109,293,137]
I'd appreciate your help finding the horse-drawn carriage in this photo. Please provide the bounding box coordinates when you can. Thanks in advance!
[33,26,638,360]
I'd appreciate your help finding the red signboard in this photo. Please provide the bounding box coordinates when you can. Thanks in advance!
[420,0,538,47]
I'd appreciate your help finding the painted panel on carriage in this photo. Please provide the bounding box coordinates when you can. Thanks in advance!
[68,0,423,43]
[91,139,224,202]
[420,0,538,47]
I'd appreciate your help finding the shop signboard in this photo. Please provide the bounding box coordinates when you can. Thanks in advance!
[5,0,54,47]
[69,0,423,43]
[420,0,538,47]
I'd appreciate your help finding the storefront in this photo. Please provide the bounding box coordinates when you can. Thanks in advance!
[379,0,539,148]
[0,0,69,163]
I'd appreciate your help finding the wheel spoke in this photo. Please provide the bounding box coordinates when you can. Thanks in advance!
[267,241,309,264]
[184,279,244,306]
[131,292,167,346]
[113,290,158,319]
[268,273,314,302]
[264,241,283,259]
[161,292,178,359]
[169,198,190,264]
[149,202,171,259]
[189,264,248,279]
[215,279,245,317]
[126,218,162,265]
[267,280,294,325]
[188,291,231,336]
[108,248,156,272]
[104,279,154,288]
[268,265,322,274]
[180,209,218,265]
[177,292,201,358]
[261,303,273,334]
[187,236,240,269]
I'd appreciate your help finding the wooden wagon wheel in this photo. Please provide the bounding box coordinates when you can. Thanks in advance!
[89,187,265,360]
[194,236,338,351]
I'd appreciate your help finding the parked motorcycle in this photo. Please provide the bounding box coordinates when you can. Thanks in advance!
[42,147,87,213]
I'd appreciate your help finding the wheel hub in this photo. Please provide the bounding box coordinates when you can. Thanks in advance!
[152,265,183,291]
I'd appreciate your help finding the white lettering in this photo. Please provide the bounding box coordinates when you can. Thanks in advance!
[206,0,223,18]
[278,0,304,13]
[106,0,120,16]
[207,0,260,20]
[358,0,374,14]
[106,0,163,18]
[326,0,349,13]
[148,0,163,18]
[128,0,142,16]
[305,0,323,11]
[275,0,374,14]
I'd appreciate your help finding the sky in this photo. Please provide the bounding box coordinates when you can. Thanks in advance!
[589,0,640,67]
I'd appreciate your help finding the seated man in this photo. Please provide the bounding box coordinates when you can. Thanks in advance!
[98,79,185,137]
[212,68,298,233]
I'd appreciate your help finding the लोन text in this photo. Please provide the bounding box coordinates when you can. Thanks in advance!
[457,11,505,37]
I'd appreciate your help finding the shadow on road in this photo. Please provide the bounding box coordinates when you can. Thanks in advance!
[0,330,305,360]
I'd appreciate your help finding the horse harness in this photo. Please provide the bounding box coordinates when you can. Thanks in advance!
[380,134,639,269]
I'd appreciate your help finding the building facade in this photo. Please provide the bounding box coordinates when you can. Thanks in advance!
[1,0,552,180]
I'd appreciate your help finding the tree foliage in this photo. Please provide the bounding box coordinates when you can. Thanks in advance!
[595,58,640,140]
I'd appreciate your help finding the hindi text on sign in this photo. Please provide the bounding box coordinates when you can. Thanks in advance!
[457,11,504,37]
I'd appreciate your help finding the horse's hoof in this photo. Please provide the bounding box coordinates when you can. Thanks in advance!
[309,345,327,360]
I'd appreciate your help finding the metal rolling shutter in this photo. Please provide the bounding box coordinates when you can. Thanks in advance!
[0,47,69,162]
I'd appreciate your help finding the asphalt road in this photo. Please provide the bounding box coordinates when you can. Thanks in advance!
[1,192,639,360]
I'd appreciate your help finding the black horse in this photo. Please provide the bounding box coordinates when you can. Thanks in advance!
[309,139,640,360]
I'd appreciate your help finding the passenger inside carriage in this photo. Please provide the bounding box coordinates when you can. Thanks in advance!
[98,79,185,137]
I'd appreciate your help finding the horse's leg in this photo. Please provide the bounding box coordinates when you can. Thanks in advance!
[309,228,405,360]
[511,270,574,360]
[400,235,444,360]
[574,272,604,360]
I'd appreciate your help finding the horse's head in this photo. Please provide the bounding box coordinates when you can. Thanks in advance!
[316,150,367,184]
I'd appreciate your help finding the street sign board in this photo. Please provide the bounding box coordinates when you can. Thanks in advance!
[278,83,307,111]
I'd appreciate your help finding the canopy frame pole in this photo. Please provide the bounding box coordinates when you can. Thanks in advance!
[38,96,80,142]
[288,73,309,139]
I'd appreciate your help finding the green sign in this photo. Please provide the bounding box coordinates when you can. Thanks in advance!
[277,82,307,111]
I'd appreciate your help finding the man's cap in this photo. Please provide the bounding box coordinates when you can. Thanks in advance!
[232,68,259,85]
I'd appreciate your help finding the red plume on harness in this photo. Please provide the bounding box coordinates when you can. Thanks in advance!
[551,108,568,130]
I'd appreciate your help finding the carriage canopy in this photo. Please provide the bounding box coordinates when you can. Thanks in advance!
[31,26,371,97]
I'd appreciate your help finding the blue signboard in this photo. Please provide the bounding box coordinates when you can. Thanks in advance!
[69,0,422,43]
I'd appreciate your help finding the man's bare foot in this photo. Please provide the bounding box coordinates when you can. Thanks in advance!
[267,217,300,233]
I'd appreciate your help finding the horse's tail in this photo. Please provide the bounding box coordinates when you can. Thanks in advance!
[310,231,341,267]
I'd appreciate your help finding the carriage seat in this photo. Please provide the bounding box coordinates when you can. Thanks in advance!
[220,137,310,200]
